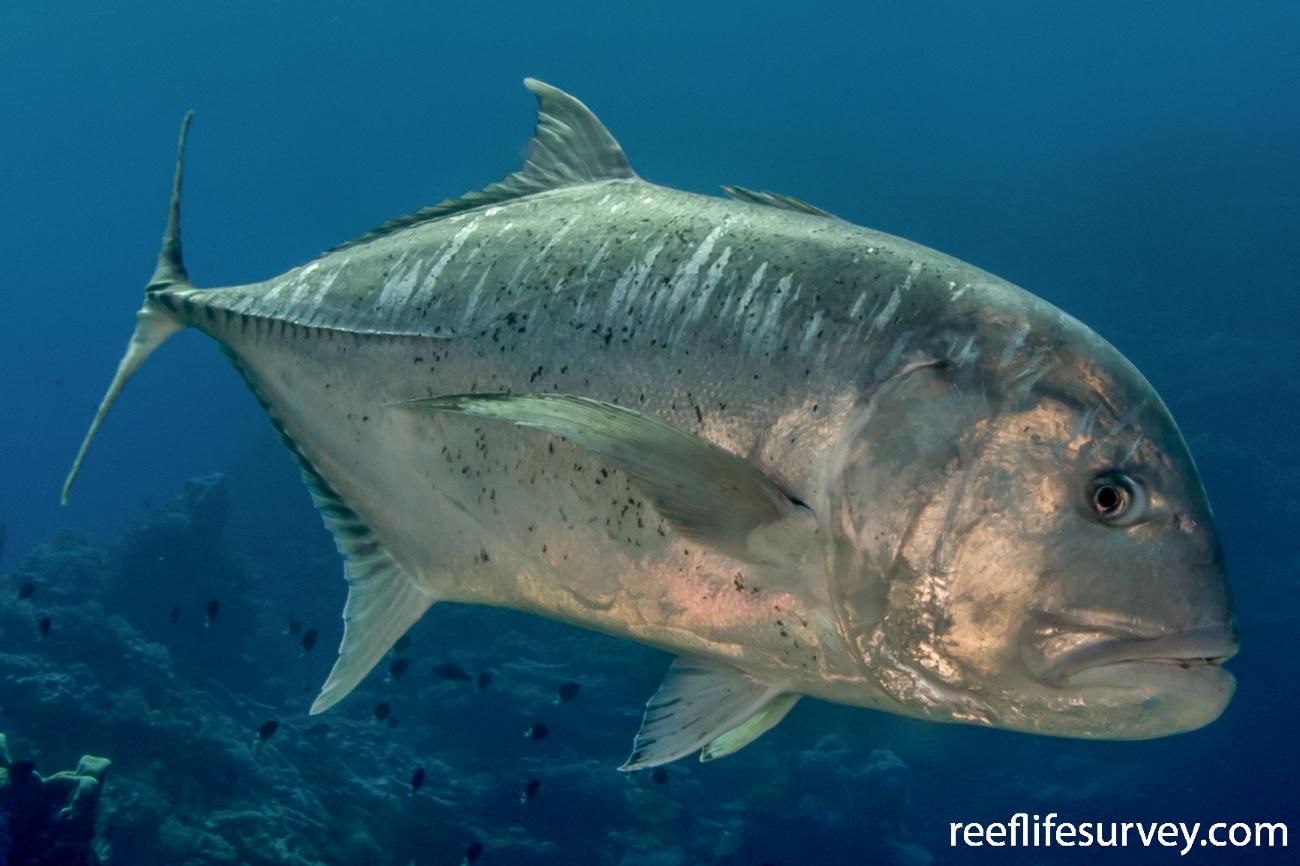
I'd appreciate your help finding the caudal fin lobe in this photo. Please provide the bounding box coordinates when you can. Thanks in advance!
[61,112,196,504]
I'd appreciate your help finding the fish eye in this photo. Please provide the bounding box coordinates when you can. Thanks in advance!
[1087,473,1147,526]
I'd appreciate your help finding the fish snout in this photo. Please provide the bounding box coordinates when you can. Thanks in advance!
[1019,610,1238,686]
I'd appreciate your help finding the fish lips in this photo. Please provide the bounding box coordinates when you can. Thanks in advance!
[1020,612,1238,687]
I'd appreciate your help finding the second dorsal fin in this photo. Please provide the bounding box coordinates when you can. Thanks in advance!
[326,79,637,254]
[721,185,838,219]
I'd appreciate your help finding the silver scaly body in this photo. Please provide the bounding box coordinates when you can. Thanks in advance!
[64,81,1236,769]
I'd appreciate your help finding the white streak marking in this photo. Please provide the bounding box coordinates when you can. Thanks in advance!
[955,335,978,367]
[604,243,664,328]
[460,268,493,329]
[370,250,416,311]
[304,267,343,316]
[849,290,869,319]
[874,333,913,379]
[411,218,482,309]
[799,309,825,354]
[871,287,902,334]
[584,241,610,279]
[686,246,732,324]
[457,240,487,280]
[731,262,768,319]
[662,225,726,317]
[1000,322,1031,366]
[536,217,579,261]
[1121,434,1144,466]
[749,274,794,349]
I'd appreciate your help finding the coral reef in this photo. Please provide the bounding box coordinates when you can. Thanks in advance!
[0,732,110,866]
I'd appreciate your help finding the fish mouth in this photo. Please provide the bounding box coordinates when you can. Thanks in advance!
[1021,611,1238,686]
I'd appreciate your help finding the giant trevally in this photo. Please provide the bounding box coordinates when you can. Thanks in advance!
[63,80,1237,769]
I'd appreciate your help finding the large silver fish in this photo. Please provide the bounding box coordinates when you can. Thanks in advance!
[64,80,1237,769]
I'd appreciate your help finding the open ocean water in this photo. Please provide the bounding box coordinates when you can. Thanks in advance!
[1,2,1297,864]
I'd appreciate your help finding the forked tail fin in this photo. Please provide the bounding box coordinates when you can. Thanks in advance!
[61,113,195,503]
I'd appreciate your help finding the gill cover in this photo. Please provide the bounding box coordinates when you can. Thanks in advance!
[823,358,992,709]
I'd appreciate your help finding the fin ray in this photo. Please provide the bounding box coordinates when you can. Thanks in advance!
[721,185,838,219]
[326,78,637,254]
[700,693,800,762]
[300,458,434,714]
[620,657,788,770]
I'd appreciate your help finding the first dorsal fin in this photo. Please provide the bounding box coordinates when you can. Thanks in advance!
[515,78,636,187]
[720,185,838,219]
[326,78,637,254]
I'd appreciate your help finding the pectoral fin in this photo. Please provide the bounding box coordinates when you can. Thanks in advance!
[399,393,816,565]
[700,692,800,762]
[620,657,794,770]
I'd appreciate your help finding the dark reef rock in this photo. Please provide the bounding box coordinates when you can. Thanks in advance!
[178,474,232,546]
[0,732,111,865]
[110,473,262,683]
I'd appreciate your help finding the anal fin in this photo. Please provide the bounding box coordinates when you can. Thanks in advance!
[302,462,434,714]
[222,348,433,714]
[620,657,793,770]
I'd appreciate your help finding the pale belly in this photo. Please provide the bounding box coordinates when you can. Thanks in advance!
[211,314,860,692]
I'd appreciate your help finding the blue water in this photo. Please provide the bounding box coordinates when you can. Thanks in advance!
[2,2,1297,863]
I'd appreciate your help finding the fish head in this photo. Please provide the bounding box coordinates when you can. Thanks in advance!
[825,301,1235,739]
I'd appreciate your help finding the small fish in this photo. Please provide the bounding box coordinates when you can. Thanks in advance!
[557,681,580,703]
[432,663,471,682]
[38,616,51,638]
[204,599,219,627]
[287,616,302,636]
[169,603,180,624]
[463,841,483,865]
[300,628,318,653]
[651,768,668,784]
[258,720,280,741]
[373,701,391,722]
[411,766,425,794]
[393,635,411,654]
[388,657,410,680]
[525,723,549,741]
[17,581,35,600]
[476,671,493,690]
[521,778,540,803]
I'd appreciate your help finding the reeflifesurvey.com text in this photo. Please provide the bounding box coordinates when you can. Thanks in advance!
[950,813,1287,856]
